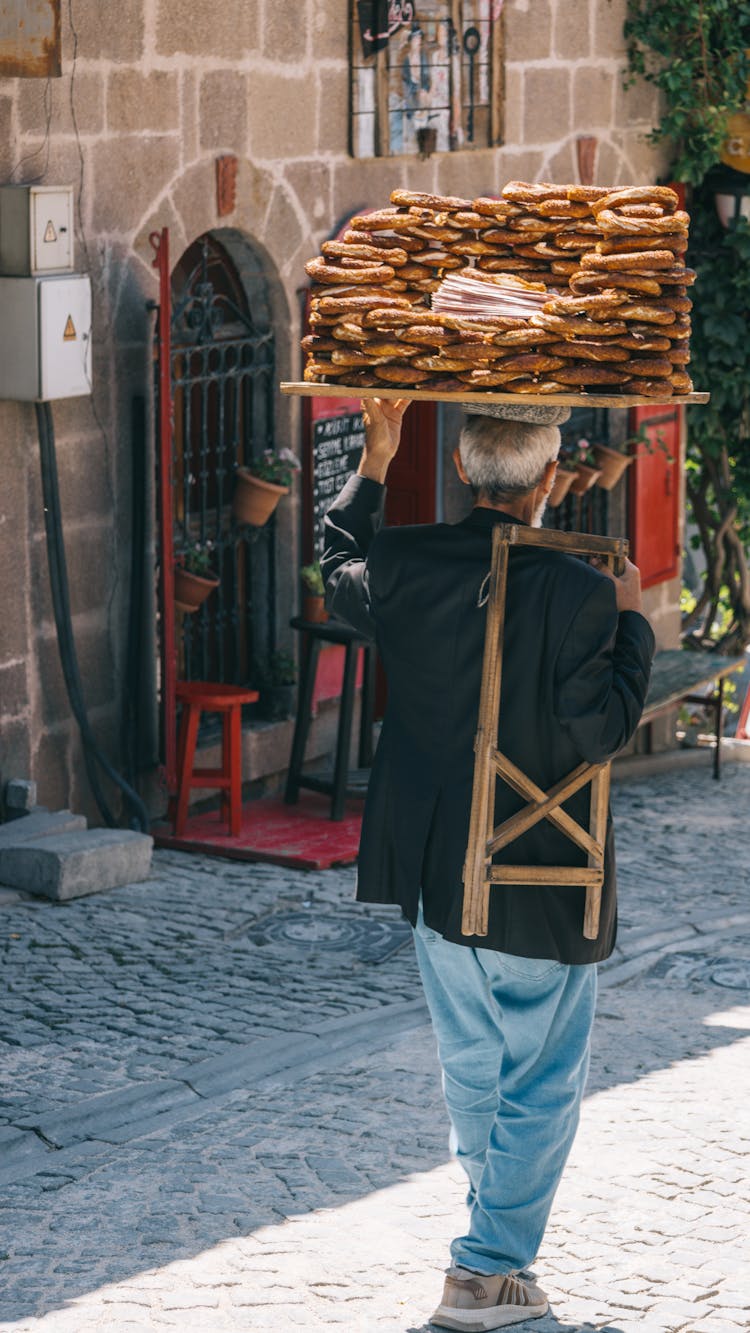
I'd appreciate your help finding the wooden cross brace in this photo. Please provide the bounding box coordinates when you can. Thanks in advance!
[461,523,628,942]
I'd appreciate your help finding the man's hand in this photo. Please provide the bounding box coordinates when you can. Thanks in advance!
[357,398,411,485]
[593,556,644,613]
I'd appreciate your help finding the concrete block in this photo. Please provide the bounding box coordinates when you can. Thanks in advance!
[4,778,36,811]
[23,1079,197,1148]
[0,829,153,900]
[524,67,571,143]
[0,808,86,847]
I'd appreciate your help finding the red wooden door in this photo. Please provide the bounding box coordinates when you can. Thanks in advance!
[384,401,437,525]
[628,405,682,589]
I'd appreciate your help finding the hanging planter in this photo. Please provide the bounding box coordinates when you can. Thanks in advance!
[547,467,577,508]
[569,463,602,496]
[174,566,220,614]
[300,561,328,624]
[592,444,633,492]
[232,469,289,526]
[232,448,301,527]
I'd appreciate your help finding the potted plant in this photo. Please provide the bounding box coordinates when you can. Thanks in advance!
[232,448,301,527]
[548,458,578,508]
[174,543,220,614]
[254,650,297,721]
[568,438,603,496]
[300,562,328,623]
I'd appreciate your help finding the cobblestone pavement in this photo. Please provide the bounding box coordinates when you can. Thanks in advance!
[1,762,749,1331]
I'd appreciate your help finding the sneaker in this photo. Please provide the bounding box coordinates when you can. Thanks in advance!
[429,1267,549,1331]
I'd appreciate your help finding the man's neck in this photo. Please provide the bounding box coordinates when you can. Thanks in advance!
[474,495,536,524]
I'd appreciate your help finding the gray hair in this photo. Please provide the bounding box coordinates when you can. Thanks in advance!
[458,415,560,500]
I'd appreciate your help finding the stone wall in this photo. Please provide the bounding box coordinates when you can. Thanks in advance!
[0,0,673,819]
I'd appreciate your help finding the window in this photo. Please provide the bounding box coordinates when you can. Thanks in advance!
[350,1,504,158]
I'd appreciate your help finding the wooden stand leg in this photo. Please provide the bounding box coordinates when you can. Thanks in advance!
[583,765,609,940]
[220,712,231,825]
[228,704,243,837]
[714,677,724,781]
[284,635,319,805]
[331,642,358,821]
[174,703,201,835]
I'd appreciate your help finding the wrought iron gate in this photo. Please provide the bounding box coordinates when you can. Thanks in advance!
[151,227,276,791]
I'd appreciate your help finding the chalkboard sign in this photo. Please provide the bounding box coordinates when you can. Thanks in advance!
[311,411,365,558]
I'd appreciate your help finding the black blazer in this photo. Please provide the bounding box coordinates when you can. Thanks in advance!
[322,475,655,964]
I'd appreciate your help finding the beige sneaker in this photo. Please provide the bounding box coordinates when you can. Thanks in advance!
[429,1267,548,1331]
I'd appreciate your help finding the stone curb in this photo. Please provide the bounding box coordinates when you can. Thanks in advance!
[3,912,749,1191]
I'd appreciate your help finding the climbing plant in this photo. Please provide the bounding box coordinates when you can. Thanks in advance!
[624,1,750,651]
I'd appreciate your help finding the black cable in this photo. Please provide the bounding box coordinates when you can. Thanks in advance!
[36,401,149,832]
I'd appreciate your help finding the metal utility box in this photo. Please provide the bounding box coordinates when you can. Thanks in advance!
[0,274,92,401]
[0,185,74,275]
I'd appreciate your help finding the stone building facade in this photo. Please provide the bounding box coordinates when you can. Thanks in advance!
[0,0,675,822]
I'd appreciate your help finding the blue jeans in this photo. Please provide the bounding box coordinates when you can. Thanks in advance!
[413,906,597,1275]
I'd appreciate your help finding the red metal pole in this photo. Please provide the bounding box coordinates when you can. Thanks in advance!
[150,228,178,793]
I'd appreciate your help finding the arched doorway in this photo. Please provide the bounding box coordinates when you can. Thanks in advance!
[169,232,276,685]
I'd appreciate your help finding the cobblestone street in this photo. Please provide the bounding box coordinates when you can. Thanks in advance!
[1,763,749,1332]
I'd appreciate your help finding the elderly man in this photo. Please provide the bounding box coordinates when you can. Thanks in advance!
[322,399,654,1330]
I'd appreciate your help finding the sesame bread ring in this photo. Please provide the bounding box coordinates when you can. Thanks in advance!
[533,199,592,219]
[477,256,552,274]
[550,261,581,276]
[438,211,494,229]
[397,326,453,346]
[372,363,432,384]
[450,239,500,257]
[331,348,399,367]
[303,361,335,381]
[332,322,371,343]
[582,249,677,272]
[532,313,628,337]
[554,233,604,251]
[492,328,560,347]
[546,341,629,362]
[397,263,439,281]
[667,342,691,364]
[362,308,443,328]
[597,235,688,257]
[366,340,420,357]
[473,197,524,218]
[409,224,464,244]
[566,185,611,202]
[623,378,674,397]
[390,189,474,211]
[422,376,466,391]
[596,209,690,236]
[348,210,422,232]
[662,295,692,313]
[501,181,567,203]
[301,334,339,353]
[570,272,664,297]
[592,186,680,213]
[617,203,669,218]
[508,217,558,234]
[322,240,409,266]
[416,250,466,268]
[519,241,573,259]
[617,304,676,325]
[416,344,506,364]
[624,357,673,378]
[481,228,521,245]
[317,294,411,315]
[457,368,529,386]
[490,352,566,375]
[543,292,628,317]
[344,229,426,254]
[615,331,671,352]
[553,364,631,385]
[305,256,395,284]
[671,370,693,393]
[653,266,696,285]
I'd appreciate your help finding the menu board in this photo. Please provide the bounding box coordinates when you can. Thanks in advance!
[311,411,365,558]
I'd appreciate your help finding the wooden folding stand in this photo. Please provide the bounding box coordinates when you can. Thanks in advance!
[462,524,628,942]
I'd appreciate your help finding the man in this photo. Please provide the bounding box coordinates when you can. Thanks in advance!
[322,398,654,1330]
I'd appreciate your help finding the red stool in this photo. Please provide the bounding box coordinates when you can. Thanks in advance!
[170,682,259,836]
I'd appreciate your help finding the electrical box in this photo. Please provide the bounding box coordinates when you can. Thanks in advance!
[0,274,92,401]
[0,185,74,275]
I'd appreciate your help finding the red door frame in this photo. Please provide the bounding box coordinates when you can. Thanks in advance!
[628,404,682,590]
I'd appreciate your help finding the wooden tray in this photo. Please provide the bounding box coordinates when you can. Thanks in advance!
[281,382,709,408]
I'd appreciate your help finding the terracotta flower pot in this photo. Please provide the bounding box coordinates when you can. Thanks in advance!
[548,467,576,507]
[174,567,220,614]
[569,463,602,496]
[592,444,633,491]
[232,468,289,526]
[302,593,328,624]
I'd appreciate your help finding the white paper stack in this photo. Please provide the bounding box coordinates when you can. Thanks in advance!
[432,270,552,319]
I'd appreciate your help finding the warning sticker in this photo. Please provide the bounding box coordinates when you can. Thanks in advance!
[63,315,77,341]
[44,220,57,243]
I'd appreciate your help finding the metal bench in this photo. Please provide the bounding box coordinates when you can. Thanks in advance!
[640,649,745,780]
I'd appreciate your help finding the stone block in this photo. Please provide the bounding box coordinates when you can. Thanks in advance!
[315,66,349,154]
[495,148,547,189]
[542,139,577,186]
[505,0,552,61]
[156,1,259,58]
[30,523,114,632]
[615,74,660,131]
[0,808,86,847]
[199,72,248,152]
[435,149,495,203]
[0,828,153,900]
[107,70,179,134]
[552,0,592,58]
[17,70,104,136]
[524,67,571,143]
[170,159,218,252]
[593,0,628,58]
[573,66,615,129]
[0,662,28,719]
[262,3,309,61]
[4,778,36,811]
[63,0,144,62]
[247,71,317,160]
[503,66,524,147]
[90,136,180,233]
[312,0,346,61]
[284,159,332,228]
[331,156,406,226]
[31,727,71,813]
[0,97,12,174]
[0,721,32,794]
[262,187,303,266]
[25,1077,194,1147]
[35,625,115,729]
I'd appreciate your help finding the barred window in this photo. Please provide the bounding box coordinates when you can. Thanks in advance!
[350,1,504,158]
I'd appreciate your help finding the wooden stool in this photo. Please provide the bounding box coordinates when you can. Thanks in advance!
[284,617,375,821]
[170,681,259,836]
[462,525,628,942]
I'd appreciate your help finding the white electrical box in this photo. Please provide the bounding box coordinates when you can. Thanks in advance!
[0,274,92,401]
[0,185,74,275]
